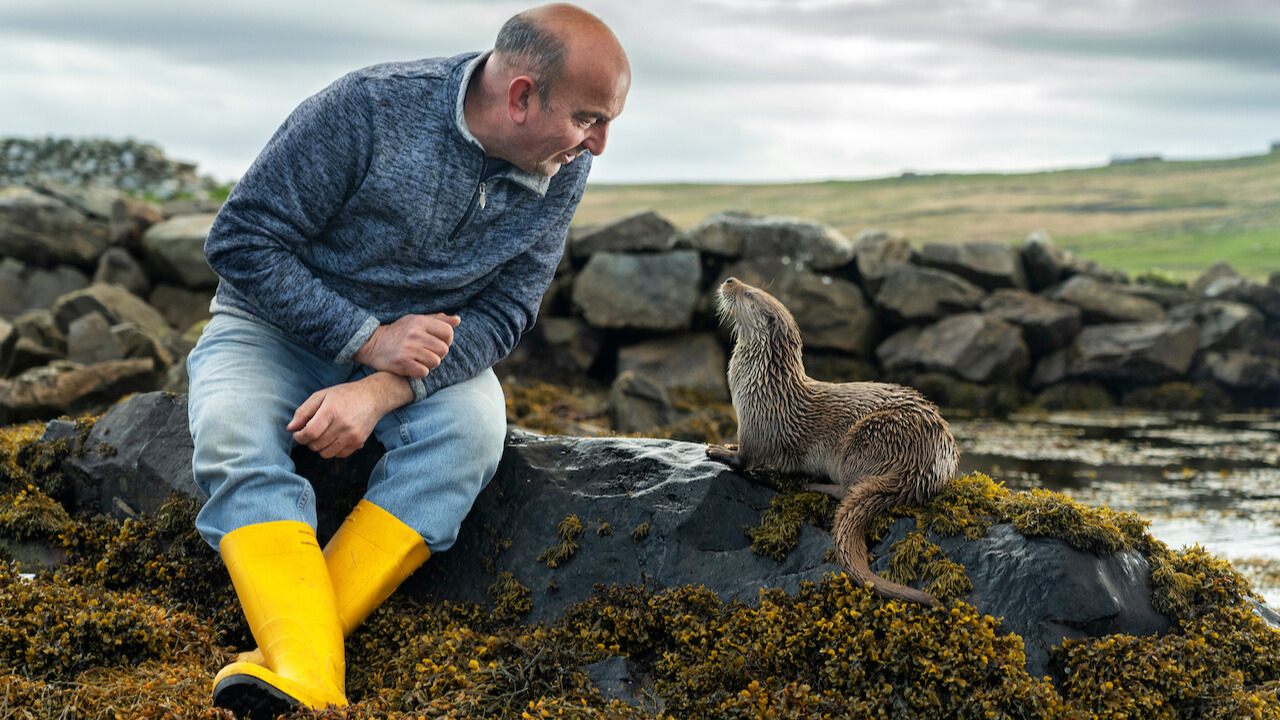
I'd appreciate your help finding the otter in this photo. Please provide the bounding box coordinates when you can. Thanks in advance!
[707,277,958,606]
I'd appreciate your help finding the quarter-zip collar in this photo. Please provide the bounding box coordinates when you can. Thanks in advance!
[453,51,552,197]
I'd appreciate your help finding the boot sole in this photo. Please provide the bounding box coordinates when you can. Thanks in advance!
[213,674,301,719]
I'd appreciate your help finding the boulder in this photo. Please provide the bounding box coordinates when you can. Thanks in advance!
[1123,283,1194,309]
[1166,300,1265,352]
[720,260,880,357]
[876,313,1030,384]
[851,229,914,295]
[569,210,676,258]
[66,312,124,365]
[870,520,1168,679]
[1192,262,1239,293]
[0,318,16,376]
[1050,321,1200,385]
[535,317,603,375]
[7,338,62,377]
[681,212,854,270]
[1202,276,1280,320]
[0,358,156,425]
[147,284,214,334]
[607,370,682,433]
[112,322,175,370]
[109,196,165,250]
[917,242,1027,290]
[617,333,728,398]
[0,257,91,319]
[874,265,986,326]
[13,309,66,354]
[1020,231,1126,291]
[979,289,1083,357]
[93,246,152,297]
[51,283,171,337]
[0,186,111,268]
[1047,275,1165,324]
[1200,351,1280,390]
[140,213,220,288]
[571,251,701,331]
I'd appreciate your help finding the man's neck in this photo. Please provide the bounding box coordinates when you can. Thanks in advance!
[462,56,499,156]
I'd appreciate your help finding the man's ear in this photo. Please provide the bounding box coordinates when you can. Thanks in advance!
[508,76,537,124]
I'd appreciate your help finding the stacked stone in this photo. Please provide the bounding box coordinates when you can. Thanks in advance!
[507,210,1280,428]
[1,137,219,200]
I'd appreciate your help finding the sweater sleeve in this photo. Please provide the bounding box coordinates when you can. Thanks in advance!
[204,74,381,363]
[408,181,584,401]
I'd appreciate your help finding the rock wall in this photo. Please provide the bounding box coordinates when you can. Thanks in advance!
[2,169,1279,426]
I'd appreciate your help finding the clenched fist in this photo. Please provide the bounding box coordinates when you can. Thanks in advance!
[354,313,461,378]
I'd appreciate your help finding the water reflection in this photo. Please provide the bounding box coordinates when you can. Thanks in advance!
[950,410,1280,605]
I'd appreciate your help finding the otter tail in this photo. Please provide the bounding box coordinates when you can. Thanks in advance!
[831,474,940,607]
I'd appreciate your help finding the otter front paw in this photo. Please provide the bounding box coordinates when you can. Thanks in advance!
[706,443,742,468]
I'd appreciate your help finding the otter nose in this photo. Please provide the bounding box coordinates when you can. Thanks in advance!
[724,277,739,285]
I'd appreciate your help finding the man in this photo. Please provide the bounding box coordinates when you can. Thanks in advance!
[185,4,629,715]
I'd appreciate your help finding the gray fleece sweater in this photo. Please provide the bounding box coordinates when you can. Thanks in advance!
[205,51,590,400]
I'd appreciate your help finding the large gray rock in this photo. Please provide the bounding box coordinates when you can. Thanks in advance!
[851,229,914,295]
[52,283,171,337]
[140,213,220,289]
[1045,321,1200,385]
[720,260,880,357]
[876,313,1030,384]
[1048,275,1165,324]
[917,242,1027,290]
[617,333,728,398]
[0,187,111,268]
[534,317,603,375]
[1167,300,1266,352]
[1192,262,1239,294]
[607,370,683,434]
[681,213,854,270]
[569,210,676,258]
[874,265,986,326]
[63,392,205,519]
[6,338,62,377]
[0,257,91,319]
[0,358,156,425]
[1019,231,1127,291]
[572,251,701,331]
[1200,351,1280,390]
[147,284,214,334]
[93,246,152,297]
[110,196,165,250]
[870,521,1168,679]
[66,312,124,365]
[1202,276,1280,320]
[979,288,1083,357]
[13,309,66,354]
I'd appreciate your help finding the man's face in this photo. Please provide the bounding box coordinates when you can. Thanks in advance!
[517,64,629,177]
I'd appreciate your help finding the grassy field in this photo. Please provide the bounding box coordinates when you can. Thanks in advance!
[575,151,1280,282]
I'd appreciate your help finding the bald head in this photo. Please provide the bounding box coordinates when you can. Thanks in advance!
[494,3,629,107]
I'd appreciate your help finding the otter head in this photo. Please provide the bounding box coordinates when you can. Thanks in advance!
[717,277,803,351]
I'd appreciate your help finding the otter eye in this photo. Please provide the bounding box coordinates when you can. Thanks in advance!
[744,291,754,298]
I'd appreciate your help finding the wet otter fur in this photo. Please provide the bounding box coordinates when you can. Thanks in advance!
[707,277,958,606]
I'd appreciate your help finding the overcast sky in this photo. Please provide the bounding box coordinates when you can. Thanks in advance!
[2,0,1279,184]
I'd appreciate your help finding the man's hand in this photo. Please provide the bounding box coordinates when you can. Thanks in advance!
[288,372,414,458]
[354,313,462,379]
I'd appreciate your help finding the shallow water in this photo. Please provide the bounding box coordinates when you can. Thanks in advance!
[951,410,1280,606]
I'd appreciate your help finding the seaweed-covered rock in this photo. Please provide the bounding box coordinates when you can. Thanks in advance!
[408,431,839,623]
[569,209,676,258]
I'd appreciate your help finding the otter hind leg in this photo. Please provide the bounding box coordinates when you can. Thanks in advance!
[706,443,744,468]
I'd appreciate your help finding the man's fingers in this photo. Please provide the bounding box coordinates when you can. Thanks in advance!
[293,410,332,445]
[288,392,325,432]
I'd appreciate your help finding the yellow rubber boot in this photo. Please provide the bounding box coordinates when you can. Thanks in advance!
[236,500,430,667]
[212,521,348,717]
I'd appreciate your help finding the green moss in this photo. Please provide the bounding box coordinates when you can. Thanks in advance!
[537,514,585,569]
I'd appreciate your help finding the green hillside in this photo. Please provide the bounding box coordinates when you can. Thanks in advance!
[575,151,1280,282]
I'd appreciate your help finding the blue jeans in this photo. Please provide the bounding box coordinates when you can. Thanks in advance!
[187,313,507,551]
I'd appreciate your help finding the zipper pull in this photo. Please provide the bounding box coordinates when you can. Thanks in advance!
[478,182,486,210]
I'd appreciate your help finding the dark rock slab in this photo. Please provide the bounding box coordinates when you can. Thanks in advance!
[681,212,854,270]
[720,260,879,357]
[1200,351,1280,390]
[140,213,220,289]
[93,246,152,297]
[874,265,986,326]
[918,242,1027,290]
[871,521,1169,680]
[147,284,214,335]
[607,370,682,433]
[1047,275,1164,324]
[1202,276,1280,320]
[876,313,1029,384]
[408,430,839,624]
[1167,300,1266,352]
[980,289,1083,357]
[1051,321,1200,385]
[67,312,124,365]
[617,333,728,398]
[1192,262,1239,293]
[0,258,92,319]
[572,251,701,331]
[852,229,914,295]
[52,283,171,337]
[570,209,676,258]
[0,318,15,377]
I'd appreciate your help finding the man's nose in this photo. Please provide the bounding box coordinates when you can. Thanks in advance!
[583,122,610,156]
